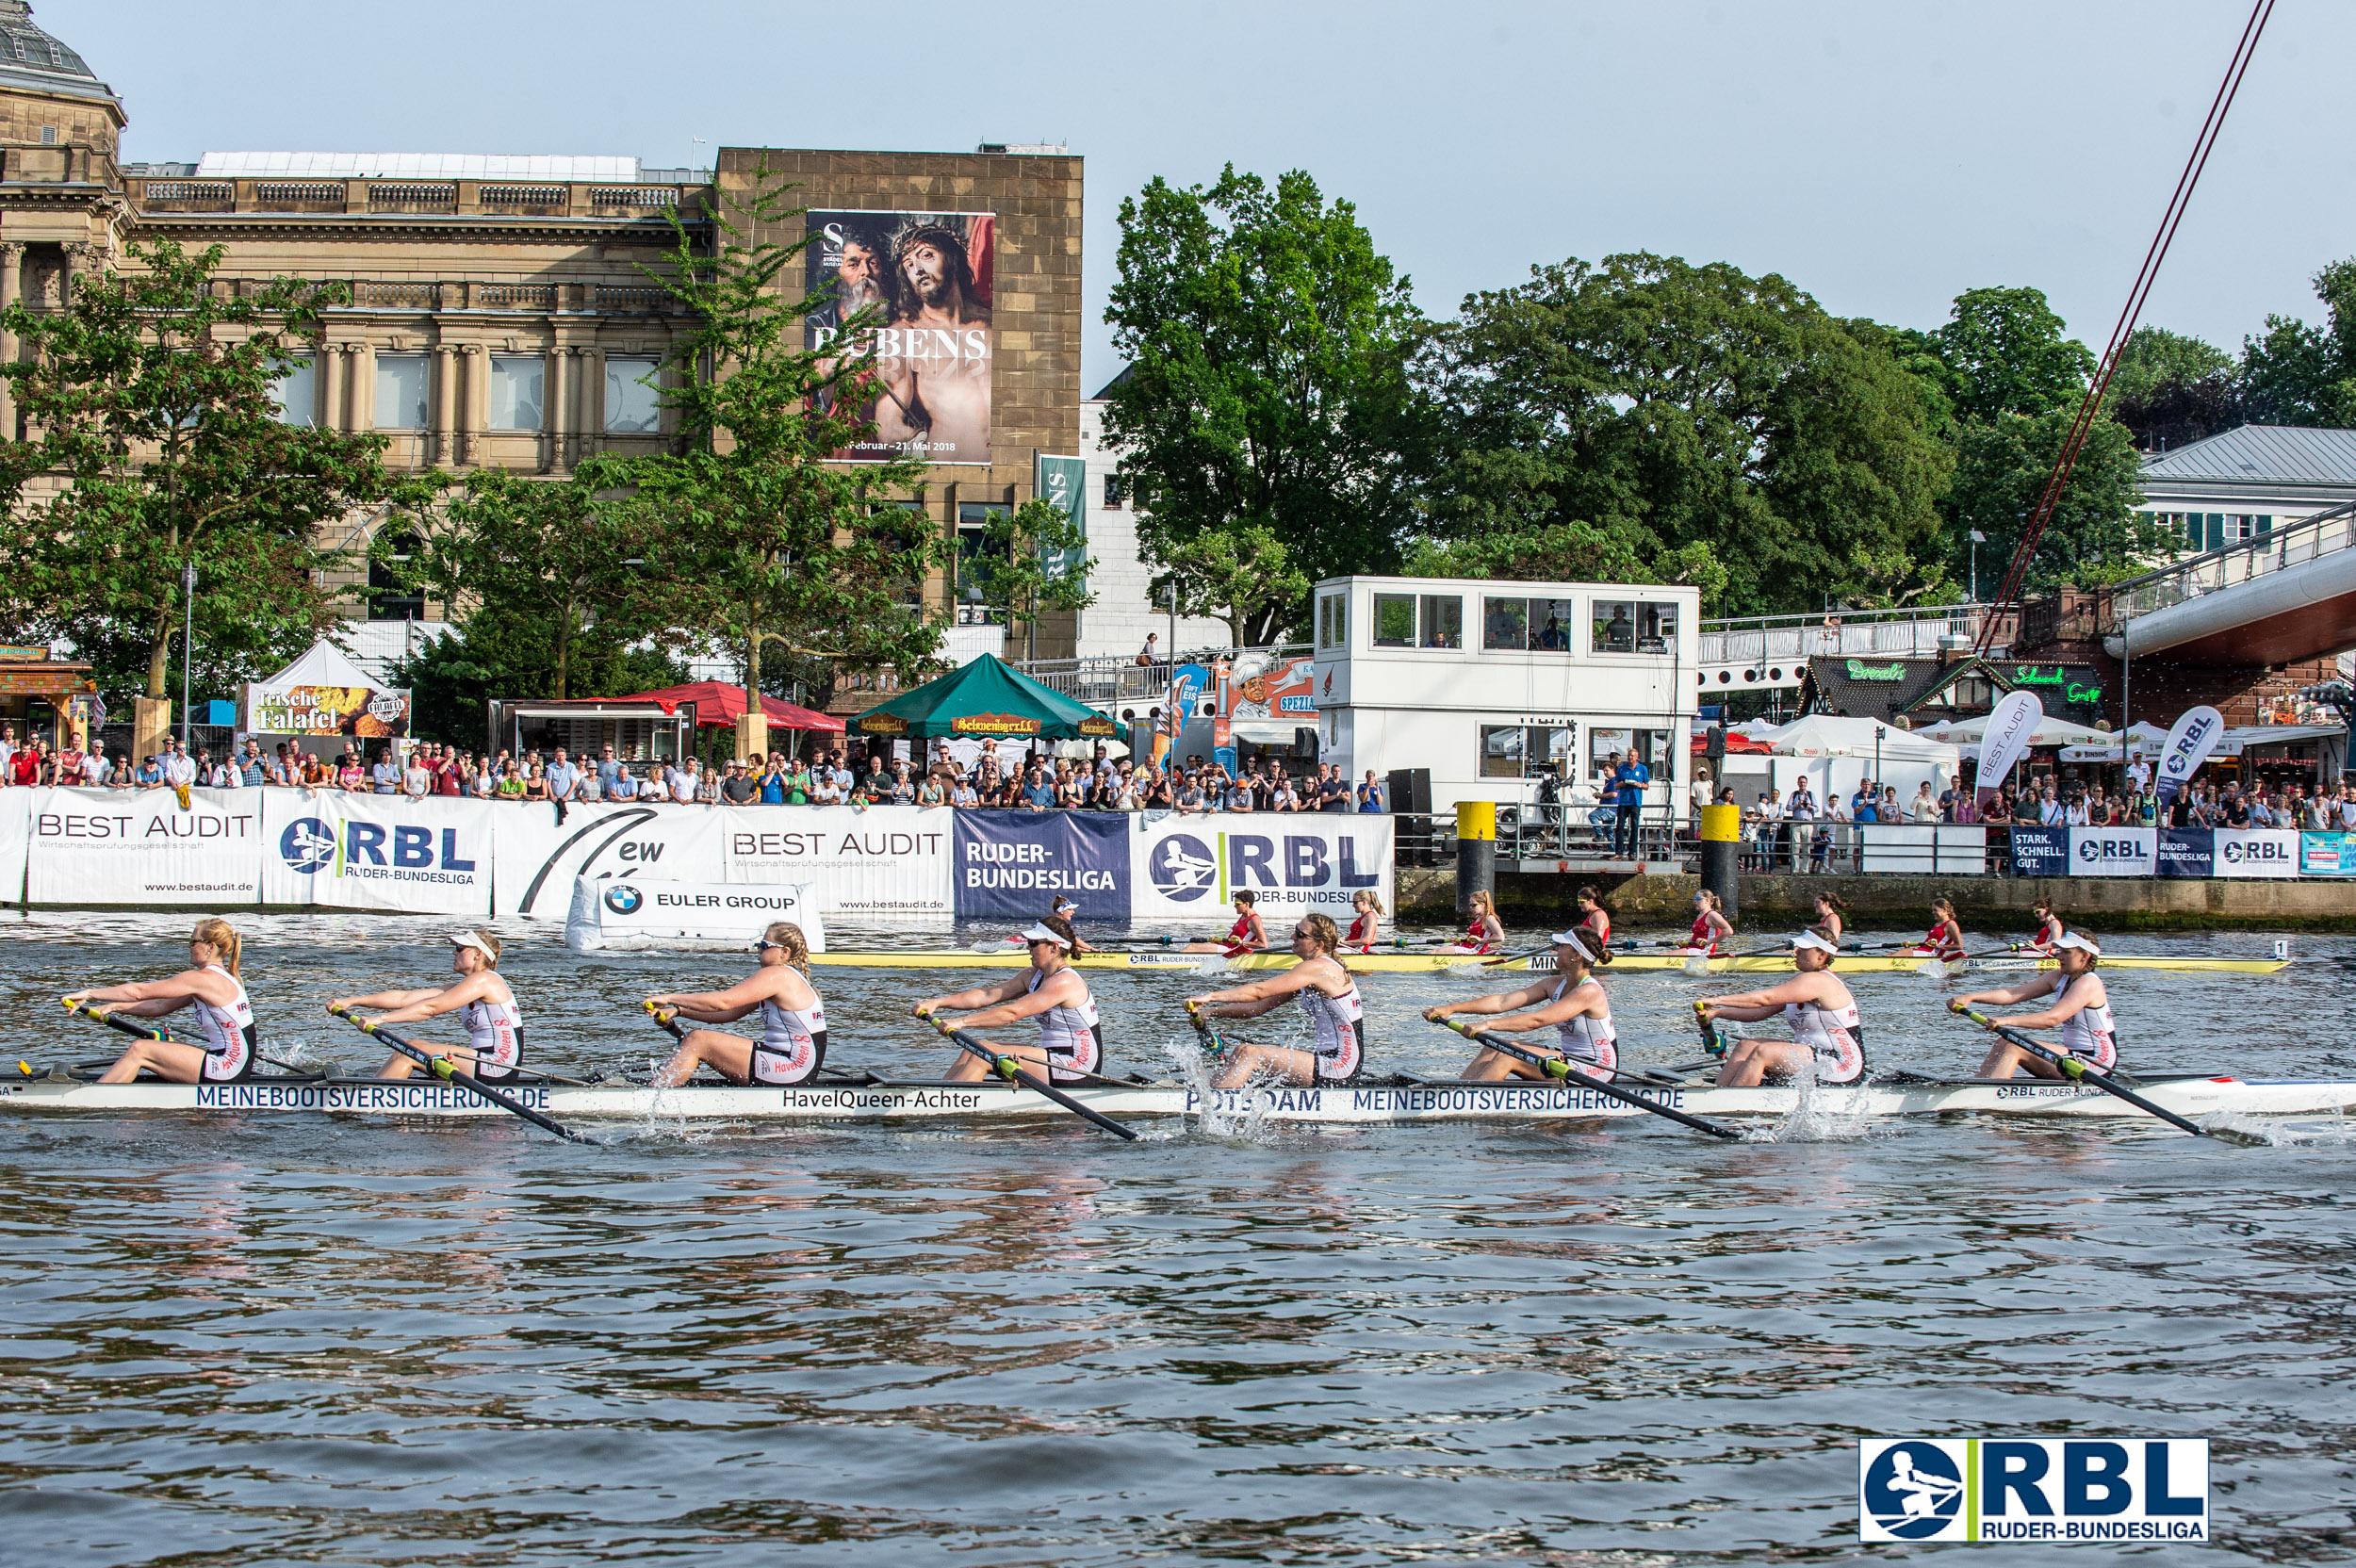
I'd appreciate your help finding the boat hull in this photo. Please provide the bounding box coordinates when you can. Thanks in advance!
[4,1073,2345,1126]
[808,950,2290,976]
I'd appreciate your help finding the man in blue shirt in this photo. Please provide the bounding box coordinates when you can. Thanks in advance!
[1023,765,1057,812]
[1611,751,1650,857]
[1851,782,1877,824]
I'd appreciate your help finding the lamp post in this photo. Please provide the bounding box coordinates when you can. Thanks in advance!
[179,560,196,748]
[1969,530,1986,602]
[1163,580,1176,670]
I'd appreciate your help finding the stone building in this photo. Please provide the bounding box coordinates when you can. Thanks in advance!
[0,3,1086,737]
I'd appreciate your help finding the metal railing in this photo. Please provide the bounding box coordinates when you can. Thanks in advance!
[2098,499,2356,631]
[1010,645,1310,707]
[1697,603,1998,668]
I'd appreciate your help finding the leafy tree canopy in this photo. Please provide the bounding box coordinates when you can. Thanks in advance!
[386,612,685,750]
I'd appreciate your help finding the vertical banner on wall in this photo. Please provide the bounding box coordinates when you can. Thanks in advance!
[1036,453,1088,583]
[0,786,28,902]
[952,809,1130,920]
[1973,691,2043,813]
[805,209,994,465]
[1129,813,1392,923]
[721,805,956,920]
[2004,824,2069,878]
[2153,706,2225,812]
[25,787,261,906]
[259,792,492,916]
[495,802,730,919]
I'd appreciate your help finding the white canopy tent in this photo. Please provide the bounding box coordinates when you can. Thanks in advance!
[241,639,413,740]
[1912,713,2114,750]
[1710,715,1963,810]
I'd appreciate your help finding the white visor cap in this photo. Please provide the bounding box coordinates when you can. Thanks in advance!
[1021,923,1072,949]
[1549,929,1601,963]
[2051,931,2102,956]
[1792,930,1840,956]
[450,931,497,959]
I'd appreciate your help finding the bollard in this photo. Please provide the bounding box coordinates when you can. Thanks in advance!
[1456,799,1497,920]
[1698,803,1741,920]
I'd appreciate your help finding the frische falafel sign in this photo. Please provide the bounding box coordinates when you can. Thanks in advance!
[806,210,993,465]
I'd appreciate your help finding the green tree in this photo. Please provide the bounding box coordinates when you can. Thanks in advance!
[1403,519,1729,607]
[604,160,947,720]
[2107,326,2239,452]
[404,468,678,700]
[1104,165,1420,638]
[1928,285,2096,423]
[386,613,687,749]
[955,497,1096,662]
[2107,325,2233,409]
[2236,260,2356,426]
[0,237,427,709]
[1417,253,1954,613]
[1147,523,1310,647]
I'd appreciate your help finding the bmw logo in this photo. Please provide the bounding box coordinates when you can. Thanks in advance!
[603,883,644,915]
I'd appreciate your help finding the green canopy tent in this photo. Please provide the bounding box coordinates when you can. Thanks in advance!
[850,653,1117,742]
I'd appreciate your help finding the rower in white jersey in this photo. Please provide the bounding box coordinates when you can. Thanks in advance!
[1186,912,1367,1087]
[70,917,261,1085]
[330,929,526,1084]
[1697,929,1867,1086]
[1949,929,2119,1077]
[916,915,1106,1085]
[1425,926,1615,1082]
[645,921,828,1086]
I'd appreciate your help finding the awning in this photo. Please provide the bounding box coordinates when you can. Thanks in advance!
[852,652,1116,741]
[1230,718,1315,744]
[615,680,843,733]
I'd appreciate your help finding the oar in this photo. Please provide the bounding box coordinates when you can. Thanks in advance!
[65,999,318,1076]
[326,1003,592,1144]
[1948,1004,2219,1138]
[919,1012,1138,1140]
[1690,999,1728,1057]
[1434,1018,1742,1140]
[1183,999,1229,1058]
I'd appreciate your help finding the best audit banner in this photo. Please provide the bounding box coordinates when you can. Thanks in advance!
[259,791,491,917]
[719,805,956,920]
[1127,814,1393,923]
[24,786,262,906]
[952,809,1130,920]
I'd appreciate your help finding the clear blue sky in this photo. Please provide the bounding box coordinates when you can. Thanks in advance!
[64,0,2349,392]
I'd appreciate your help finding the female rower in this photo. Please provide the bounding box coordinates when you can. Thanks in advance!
[70,917,259,1085]
[1684,889,1733,956]
[1448,888,1506,955]
[330,929,524,1084]
[1950,931,2117,1078]
[645,922,827,1087]
[1187,912,1366,1087]
[1574,885,1612,956]
[1696,930,1865,1087]
[1182,890,1267,956]
[1344,890,1384,954]
[1911,897,1966,962]
[918,916,1105,1084]
[1809,890,1846,947]
[1050,896,1101,955]
[1425,927,1613,1082]
[2024,898,2066,954]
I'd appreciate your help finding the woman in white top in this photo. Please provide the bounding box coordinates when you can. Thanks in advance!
[646,922,828,1086]
[1187,912,1366,1087]
[470,761,497,798]
[917,915,1105,1084]
[1697,930,1865,1086]
[72,917,261,1085]
[1950,931,2118,1076]
[1426,926,1614,1082]
[331,929,526,1084]
[1909,782,1940,824]
[638,767,671,803]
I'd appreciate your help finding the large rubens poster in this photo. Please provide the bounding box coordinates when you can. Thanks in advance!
[806,210,994,465]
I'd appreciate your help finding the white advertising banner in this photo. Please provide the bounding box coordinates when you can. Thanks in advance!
[1857,825,1987,874]
[719,805,956,921]
[25,786,262,906]
[259,791,492,916]
[1127,812,1393,923]
[0,786,28,901]
[2066,826,2157,878]
[495,802,730,920]
[564,875,825,953]
[2212,828,2300,878]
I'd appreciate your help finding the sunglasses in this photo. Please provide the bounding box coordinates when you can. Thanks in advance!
[752,939,786,953]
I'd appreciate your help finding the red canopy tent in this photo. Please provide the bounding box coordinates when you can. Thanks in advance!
[1690,728,1774,756]
[619,681,844,733]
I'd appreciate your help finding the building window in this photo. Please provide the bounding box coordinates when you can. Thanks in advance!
[957,500,1007,622]
[487,355,544,431]
[368,531,424,621]
[374,353,429,430]
[1372,594,1416,647]
[1482,596,1529,651]
[1418,595,1463,648]
[39,126,55,145]
[1102,472,1123,509]
[1480,723,1575,779]
[271,353,315,427]
[1317,593,1347,650]
[605,354,662,433]
[1593,599,1676,654]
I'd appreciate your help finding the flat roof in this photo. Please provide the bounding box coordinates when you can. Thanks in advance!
[193,153,644,181]
[1316,574,1697,597]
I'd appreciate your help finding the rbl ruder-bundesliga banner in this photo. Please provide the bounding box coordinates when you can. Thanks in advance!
[259,790,492,917]
[1126,815,1394,923]
[952,810,1130,921]
[1858,1437,2207,1544]
[806,210,993,465]
[23,786,262,906]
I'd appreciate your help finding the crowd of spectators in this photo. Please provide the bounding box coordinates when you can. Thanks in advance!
[0,724,1396,815]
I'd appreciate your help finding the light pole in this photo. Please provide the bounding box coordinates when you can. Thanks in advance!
[1163,580,1176,670]
[1969,530,1985,602]
[179,560,196,747]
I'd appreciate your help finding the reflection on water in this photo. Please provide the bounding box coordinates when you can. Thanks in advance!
[3,914,2354,1563]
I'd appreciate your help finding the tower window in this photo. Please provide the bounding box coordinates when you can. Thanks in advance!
[39,126,55,145]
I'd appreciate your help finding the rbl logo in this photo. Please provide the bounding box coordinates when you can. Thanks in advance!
[2221,838,2292,864]
[277,818,477,874]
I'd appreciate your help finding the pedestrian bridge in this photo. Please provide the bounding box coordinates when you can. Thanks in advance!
[1695,605,1988,693]
[2107,500,2356,666]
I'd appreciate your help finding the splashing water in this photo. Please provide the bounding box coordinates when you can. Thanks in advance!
[1748,1063,1878,1144]
[1163,1029,1283,1141]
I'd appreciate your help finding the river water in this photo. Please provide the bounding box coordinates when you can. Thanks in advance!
[3,912,2354,1565]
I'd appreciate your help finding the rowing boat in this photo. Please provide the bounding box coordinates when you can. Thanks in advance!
[807,950,2290,976]
[5,1071,2344,1125]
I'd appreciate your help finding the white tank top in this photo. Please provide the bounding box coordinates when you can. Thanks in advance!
[2057,973,2116,1059]
[751,990,827,1083]
[1783,989,1864,1083]
[462,994,523,1073]
[1295,972,1365,1078]
[1550,977,1616,1066]
[191,964,256,1081]
[1026,966,1102,1061]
